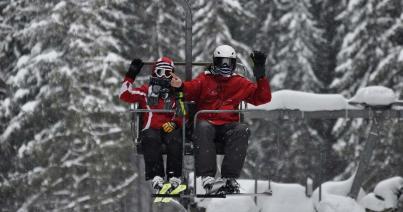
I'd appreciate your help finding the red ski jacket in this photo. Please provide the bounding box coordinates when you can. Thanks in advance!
[183,71,271,125]
[119,77,182,130]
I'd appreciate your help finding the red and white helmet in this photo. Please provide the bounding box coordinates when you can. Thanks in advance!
[152,56,175,78]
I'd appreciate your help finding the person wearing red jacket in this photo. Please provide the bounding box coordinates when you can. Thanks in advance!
[119,57,183,193]
[170,45,272,194]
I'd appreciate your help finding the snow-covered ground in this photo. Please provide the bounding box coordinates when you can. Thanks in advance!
[195,176,403,212]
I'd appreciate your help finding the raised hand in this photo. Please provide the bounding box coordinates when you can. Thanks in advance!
[250,51,267,79]
[126,58,144,79]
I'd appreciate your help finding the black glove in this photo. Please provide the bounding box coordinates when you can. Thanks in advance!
[250,51,267,79]
[125,58,144,79]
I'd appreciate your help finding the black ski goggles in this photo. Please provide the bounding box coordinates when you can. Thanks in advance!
[155,67,173,78]
[213,57,236,70]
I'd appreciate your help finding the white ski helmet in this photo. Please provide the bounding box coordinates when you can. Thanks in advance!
[212,45,237,75]
[213,45,237,58]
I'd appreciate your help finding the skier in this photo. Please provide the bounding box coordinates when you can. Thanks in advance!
[119,57,183,194]
[170,45,272,194]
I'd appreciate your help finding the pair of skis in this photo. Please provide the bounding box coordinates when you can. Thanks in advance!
[153,185,272,201]
[153,183,187,203]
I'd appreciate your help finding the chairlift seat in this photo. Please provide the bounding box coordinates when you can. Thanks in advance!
[132,102,226,155]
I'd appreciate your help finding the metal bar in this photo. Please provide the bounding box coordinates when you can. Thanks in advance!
[254,167,258,204]
[130,103,140,143]
[193,109,267,127]
[181,115,187,182]
[130,109,175,113]
[319,141,325,202]
[142,61,211,66]
[244,109,403,120]
[348,112,384,199]
[183,0,193,81]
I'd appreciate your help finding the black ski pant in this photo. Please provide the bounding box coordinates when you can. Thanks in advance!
[140,128,182,180]
[193,121,251,178]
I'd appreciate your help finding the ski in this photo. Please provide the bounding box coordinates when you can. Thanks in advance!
[152,190,272,199]
[196,190,272,198]
[161,184,187,203]
[153,183,172,203]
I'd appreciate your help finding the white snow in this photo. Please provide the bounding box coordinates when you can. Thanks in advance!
[399,49,403,62]
[316,195,364,212]
[104,52,125,63]
[258,182,314,212]
[14,89,30,99]
[31,42,42,55]
[104,77,118,85]
[21,100,39,112]
[198,176,403,212]
[16,56,30,68]
[53,1,66,11]
[248,90,353,111]
[248,87,399,112]
[33,50,62,63]
[312,175,366,212]
[349,86,396,106]
[360,176,403,211]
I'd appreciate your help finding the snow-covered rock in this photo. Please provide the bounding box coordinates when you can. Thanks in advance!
[349,86,396,106]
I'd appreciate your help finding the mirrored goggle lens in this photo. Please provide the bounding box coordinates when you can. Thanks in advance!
[218,58,231,66]
[155,68,172,78]
[214,57,235,68]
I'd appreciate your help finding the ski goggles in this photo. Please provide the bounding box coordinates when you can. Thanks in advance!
[155,67,173,78]
[214,57,236,70]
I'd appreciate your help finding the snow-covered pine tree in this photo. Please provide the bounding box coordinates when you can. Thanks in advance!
[192,0,253,76]
[270,0,323,92]
[333,0,403,96]
[333,0,403,187]
[307,0,350,183]
[133,0,184,61]
[244,0,347,184]
[0,1,141,211]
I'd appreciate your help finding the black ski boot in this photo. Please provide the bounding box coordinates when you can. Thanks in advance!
[225,178,240,194]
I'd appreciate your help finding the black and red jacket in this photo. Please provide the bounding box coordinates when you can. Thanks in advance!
[183,71,271,125]
[119,76,182,130]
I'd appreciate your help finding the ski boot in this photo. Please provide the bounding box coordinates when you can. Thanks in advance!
[169,176,182,189]
[153,176,172,203]
[202,176,226,195]
[158,177,187,203]
[152,176,165,194]
[224,178,240,194]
